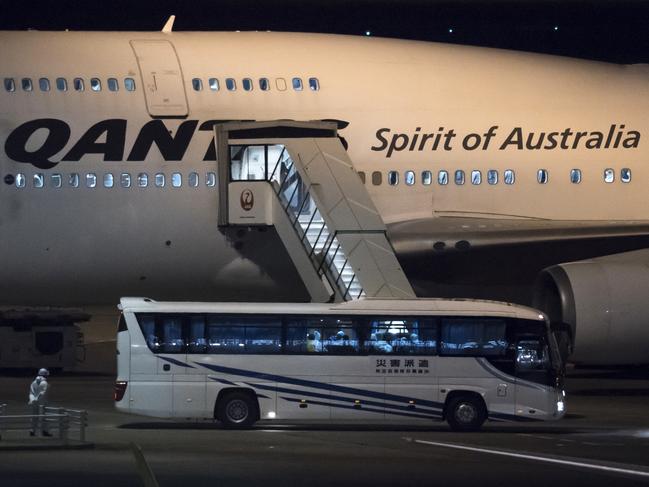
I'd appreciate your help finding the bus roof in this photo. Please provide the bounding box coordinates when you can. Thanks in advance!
[118,297,545,321]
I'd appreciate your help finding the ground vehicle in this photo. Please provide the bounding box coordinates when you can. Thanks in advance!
[115,297,565,431]
[0,310,86,371]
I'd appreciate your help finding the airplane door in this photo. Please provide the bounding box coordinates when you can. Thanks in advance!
[130,40,188,117]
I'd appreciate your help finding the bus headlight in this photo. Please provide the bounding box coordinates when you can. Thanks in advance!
[557,400,564,413]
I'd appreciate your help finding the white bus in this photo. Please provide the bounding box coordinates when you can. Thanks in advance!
[115,297,565,431]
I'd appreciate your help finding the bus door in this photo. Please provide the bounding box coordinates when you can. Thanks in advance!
[176,315,208,418]
[132,314,179,416]
[379,318,438,421]
[130,40,188,117]
[152,315,207,418]
[514,334,554,418]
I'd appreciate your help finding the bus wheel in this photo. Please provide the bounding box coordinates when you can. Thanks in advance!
[218,392,257,429]
[446,395,486,432]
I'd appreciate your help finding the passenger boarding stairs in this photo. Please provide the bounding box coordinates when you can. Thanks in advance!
[215,121,415,302]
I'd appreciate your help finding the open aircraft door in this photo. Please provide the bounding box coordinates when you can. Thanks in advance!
[130,40,188,117]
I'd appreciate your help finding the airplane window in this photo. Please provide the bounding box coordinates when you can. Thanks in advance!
[504,169,515,185]
[604,168,615,183]
[155,173,165,188]
[74,78,85,92]
[309,78,320,91]
[107,78,119,92]
[454,170,465,185]
[15,173,25,188]
[259,78,270,91]
[405,170,415,186]
[137,173,148,188]
[120,173,131,188]
[275,78,287,91]
[171,173,182,188]
[226,78,236,91]
[208,78,219,91]
[570,169,581,184]
[487,169,498,185]
[69,173,79,188]
[292,77,303,91]
[388,171,399,186]
[50,174,62,188]
[357,171,366,184]
[242,78,253,91]
[438,170,449,185]
[86,173,97,188]
[39,78,50,92]
[422,170,432,185]
[471,170,482,185]
[371,171,382,186]
[4,78,15,92]
[124,78,136,91]
[621,168,632,183]
[22,78,33,92]
[192,78,202,91]
[189,172,199,187]
[33,174,44,188]
[56,78,67,92]
[206,172,217,187]
[103,173,114,188]
[90,78,101,92]
[537,169,549,184]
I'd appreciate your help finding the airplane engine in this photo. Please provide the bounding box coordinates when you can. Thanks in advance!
[533,249,649,365]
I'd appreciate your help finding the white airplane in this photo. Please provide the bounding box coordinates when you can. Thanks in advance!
[1,23,649,365]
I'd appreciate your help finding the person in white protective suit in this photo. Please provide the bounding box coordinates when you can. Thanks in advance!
[28,368,52,437]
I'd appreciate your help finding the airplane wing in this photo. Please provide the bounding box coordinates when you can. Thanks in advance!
[387,217,649,301]
[388,217,649,256]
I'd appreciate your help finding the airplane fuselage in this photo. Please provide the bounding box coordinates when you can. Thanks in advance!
[2,30,649,306]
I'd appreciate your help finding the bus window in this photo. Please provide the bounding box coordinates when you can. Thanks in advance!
[440,318,507,356]
[161,316,184,353]
[516,338,549,371]
[286,319,323,353]
[139,315,158,352]
[188,315,207,353]
[365,318,436,354]
[321,324,358,354]
[288,317,359,354]
[206,316,281,354]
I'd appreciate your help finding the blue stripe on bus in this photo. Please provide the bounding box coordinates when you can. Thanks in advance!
[249,382,442,418]
[195,361,444,409]
[159,356,195,368]
[279,397,440,420]
[207,377,270,399]
[208,377,238,386]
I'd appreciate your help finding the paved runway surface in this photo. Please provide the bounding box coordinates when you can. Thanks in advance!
[1,368,649,486]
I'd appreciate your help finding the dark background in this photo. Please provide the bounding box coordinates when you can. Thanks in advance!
[0,0,648,64]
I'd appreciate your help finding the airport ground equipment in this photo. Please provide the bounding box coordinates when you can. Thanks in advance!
[0,405,88,444]
[0,307,88,370]
[215,121,415,302]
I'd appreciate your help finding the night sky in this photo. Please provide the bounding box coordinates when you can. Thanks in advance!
[1,0,649,63]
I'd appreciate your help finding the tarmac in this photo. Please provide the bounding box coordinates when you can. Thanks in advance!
[1,367,649,486]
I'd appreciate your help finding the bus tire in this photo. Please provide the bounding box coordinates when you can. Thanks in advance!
[217,392,257,429]
[446,394,486,432]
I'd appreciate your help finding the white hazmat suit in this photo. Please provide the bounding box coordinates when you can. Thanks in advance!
[28,369,50,436]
